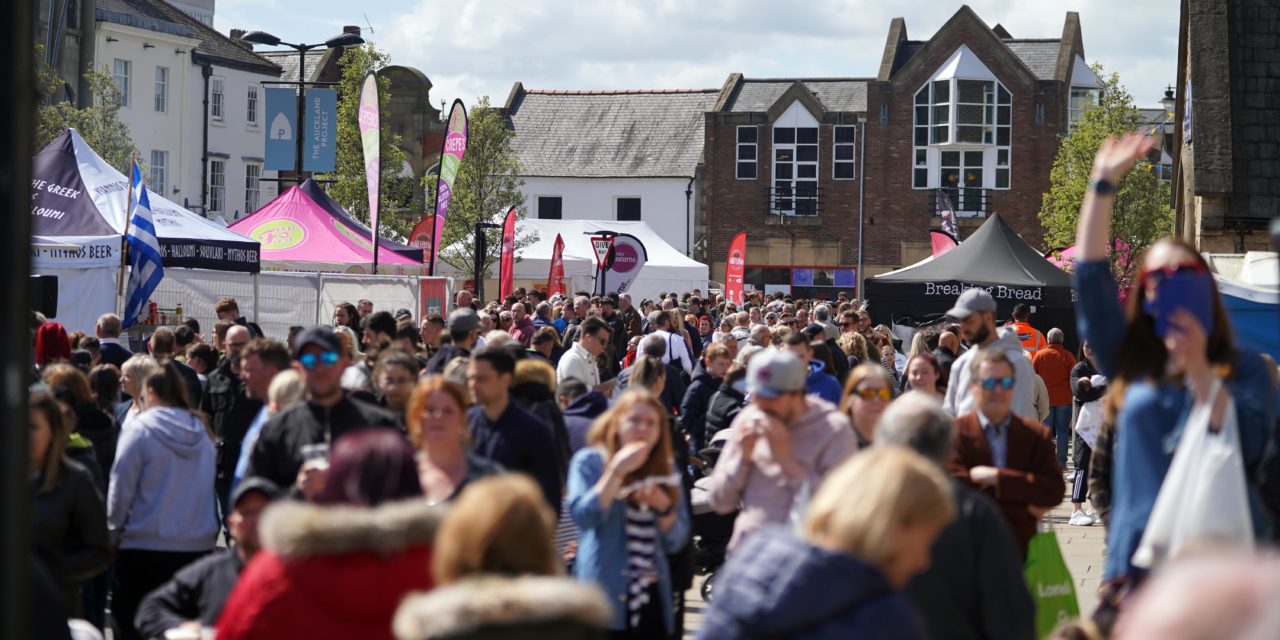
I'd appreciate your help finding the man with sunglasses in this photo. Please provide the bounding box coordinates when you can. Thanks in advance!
[557,317,615,398]
[948,349,1064,558]
[943,288,1040,422]
[243,326,398,498]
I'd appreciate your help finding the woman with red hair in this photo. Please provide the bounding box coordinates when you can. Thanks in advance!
[35,321,72,369]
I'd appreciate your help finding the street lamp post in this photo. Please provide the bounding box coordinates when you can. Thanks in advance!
[241,30,364,184]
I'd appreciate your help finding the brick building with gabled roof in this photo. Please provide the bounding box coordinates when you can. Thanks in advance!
[700,5,1098,298]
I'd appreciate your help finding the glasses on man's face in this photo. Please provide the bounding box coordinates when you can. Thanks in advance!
[839,322,853,328]
[853,387,891,401]
[298,351,340,370]
[979,376,1015,391]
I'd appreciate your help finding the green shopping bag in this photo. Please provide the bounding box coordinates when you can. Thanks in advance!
[1024,531,1079,637]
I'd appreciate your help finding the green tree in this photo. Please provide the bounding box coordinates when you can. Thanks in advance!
[321,43,414,240]
[35,51,139,173]
[1039,63,1174,285]
[428,96,533,281]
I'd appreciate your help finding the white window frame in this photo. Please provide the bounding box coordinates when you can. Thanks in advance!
[771,104,820,216]
[1069,86,1100,127]
[210,76,224,122]
[112,59,130,107]
[912,78,1011,192]
[832,125,856,180]
[154,66,167,113]
[209,159,225,214]
[244,163,261,214]
[736,125,758,180]
[615,197,642,221]
[246,84,259,127]
[149,150,167,196]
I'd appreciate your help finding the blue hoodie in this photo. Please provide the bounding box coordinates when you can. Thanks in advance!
[107,407,219,552]
[700,526,926,640]
[806,360,844,406]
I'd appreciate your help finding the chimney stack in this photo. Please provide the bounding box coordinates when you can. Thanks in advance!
[343,25,361,36]
[230,28,252,51]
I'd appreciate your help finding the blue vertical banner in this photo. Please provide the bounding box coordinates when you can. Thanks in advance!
[303,88,338,172]
[263,88,296,171]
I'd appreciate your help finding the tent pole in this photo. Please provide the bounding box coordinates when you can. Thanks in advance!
[253,272,260,325]
[117,152,136,308]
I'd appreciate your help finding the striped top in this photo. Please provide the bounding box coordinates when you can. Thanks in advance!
[624,504,659,629]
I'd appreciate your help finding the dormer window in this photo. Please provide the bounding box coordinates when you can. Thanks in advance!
[912,45,1012,196]
[1068,55,1102,127]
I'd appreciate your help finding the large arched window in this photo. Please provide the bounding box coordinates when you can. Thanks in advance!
[911,45,1012,202]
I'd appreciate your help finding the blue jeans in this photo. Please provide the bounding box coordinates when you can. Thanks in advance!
[1048,404,1072,469]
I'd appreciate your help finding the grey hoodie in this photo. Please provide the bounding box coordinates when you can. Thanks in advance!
[943,326,1040,422]
[108,406,219,552]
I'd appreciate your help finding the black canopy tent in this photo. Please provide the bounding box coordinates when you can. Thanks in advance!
[863,214,1079,349]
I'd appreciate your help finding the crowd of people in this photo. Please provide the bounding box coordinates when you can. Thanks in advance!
[23,135,1280,640]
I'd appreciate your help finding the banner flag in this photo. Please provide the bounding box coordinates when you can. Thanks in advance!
[602,233,647,295]
[302,88,337,172]
[264,88,296,170]
[430,99,469,275]
[122,161,165,328]
[548,233,566,296]
[935,189,960,240]
[725,231,746,305]
[930,229,958,257]
[499,206,517,300]
[358,73,381,273]
[408,215,436,262]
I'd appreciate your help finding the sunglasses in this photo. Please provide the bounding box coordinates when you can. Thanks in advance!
[979,376,1015,391]
[839,322,853,328]
[1138,263,1206,286]
[298,351,340,370]
[853,387,891,401]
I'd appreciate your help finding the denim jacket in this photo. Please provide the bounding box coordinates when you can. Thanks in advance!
[1074,260,1274,580]
[568,447,691,632]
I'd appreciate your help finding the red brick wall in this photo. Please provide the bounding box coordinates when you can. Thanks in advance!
[703,28,1072,281]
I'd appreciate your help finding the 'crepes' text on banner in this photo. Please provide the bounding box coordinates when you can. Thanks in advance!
[430,100,468,275]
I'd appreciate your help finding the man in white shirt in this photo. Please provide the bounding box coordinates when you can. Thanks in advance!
[648,309,693,376]
[556,316,615,397]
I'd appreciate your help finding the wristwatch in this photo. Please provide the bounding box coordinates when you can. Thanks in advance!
[1089,178,1117,196]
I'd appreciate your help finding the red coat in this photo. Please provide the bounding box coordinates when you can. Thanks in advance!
[948,412,1064,558]
[1032,344,1077,407]
[216,500,441,640]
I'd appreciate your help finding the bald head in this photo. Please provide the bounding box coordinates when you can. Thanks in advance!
[225,325,251,361]
[938,331,959,352]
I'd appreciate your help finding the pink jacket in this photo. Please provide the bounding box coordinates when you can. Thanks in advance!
[704,397,857,552]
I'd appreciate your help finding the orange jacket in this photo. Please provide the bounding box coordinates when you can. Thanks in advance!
[1009,321,1046,353]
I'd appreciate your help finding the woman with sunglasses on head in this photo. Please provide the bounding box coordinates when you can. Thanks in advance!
[840,364,895,449]
[1075,133,1274,595]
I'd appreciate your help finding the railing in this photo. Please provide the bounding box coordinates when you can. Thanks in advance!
[769,184,821,217]
[936,187,989,218]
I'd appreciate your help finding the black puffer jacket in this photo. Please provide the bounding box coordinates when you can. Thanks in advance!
[679,363,721,451]
[201,360,264,499]
[510,381,570,478]
[704,382,746,443]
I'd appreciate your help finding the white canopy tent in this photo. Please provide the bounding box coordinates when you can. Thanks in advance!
[436,219,709,301]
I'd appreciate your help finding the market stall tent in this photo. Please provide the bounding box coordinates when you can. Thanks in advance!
[297,179,425,262]
[434,219,709,301]
[229,184,426,275]
[30,129,261,332]
[864,213,1079,347]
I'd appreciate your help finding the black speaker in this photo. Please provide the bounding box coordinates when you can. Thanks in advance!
[30,275,58,318]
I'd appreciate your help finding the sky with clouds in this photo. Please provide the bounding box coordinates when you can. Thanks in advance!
[215,0,1178,109]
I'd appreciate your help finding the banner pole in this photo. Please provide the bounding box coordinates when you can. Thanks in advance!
[117,152,136,309]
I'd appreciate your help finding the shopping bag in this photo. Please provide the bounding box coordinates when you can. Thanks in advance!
[1075,400,1103,449]
[1132,378,1254,569]
[1024,530,1080,637]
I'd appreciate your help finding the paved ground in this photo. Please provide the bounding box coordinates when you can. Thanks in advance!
[683,467,1106,638]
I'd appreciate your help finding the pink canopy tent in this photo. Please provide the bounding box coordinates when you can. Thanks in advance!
[229,185,425,275]
[1046,242,1133,271]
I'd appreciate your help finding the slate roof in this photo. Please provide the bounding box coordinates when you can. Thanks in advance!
[258,50,326,84]
[891,38,1064,81]
[723,79,869,113]
[97,0,281,75]
[507,89,720,178]
[1002,40,1062,81]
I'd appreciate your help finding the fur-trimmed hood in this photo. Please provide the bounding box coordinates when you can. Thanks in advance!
[393,575,611,640]
[260,498,444,558]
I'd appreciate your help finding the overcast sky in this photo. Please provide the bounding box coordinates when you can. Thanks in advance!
[216,0,1178,110]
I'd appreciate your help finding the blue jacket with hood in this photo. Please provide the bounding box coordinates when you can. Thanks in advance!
[700,526,927,640]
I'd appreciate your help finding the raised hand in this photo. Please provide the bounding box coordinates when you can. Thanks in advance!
[1091,132,1158,184]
